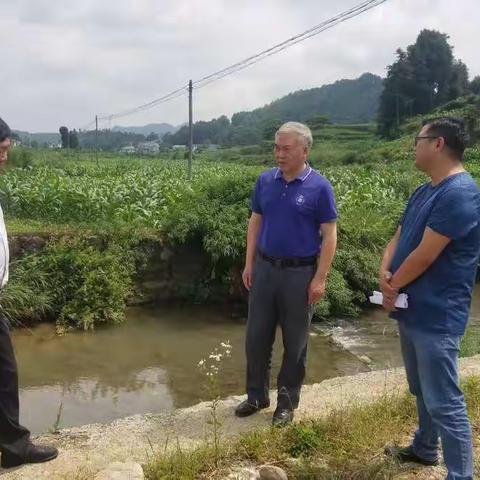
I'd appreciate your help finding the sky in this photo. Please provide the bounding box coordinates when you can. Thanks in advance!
[1,0,479,132]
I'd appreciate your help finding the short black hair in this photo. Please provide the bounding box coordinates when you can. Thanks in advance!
[0,117,11,143]
[422,117,469,160]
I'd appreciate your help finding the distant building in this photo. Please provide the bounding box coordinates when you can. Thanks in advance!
[120,145,136,154]
[171,144,200,152]
[203,144,220,151]
[137,141,160,155]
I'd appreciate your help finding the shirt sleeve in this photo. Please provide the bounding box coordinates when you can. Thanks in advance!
[250,177,263,214]
[316,181,337,224]
[427,187,479,240]
[399,204,409,226]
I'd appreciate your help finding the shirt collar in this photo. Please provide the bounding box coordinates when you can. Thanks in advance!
[275,163,312,182]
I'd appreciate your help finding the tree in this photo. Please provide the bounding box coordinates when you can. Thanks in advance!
[463,105,480,144]
[162,132,174,145]
[378,49,415,136]
[229,126,262,146]
[260,118,283,141]
[378,30,470,137]
[307,114,331,130]
[69,130,79,149]
[59,126,69,149]
[146,132,159,142]
[77,129,147,151]
[470,76,480,95]
[448,60,469,99]
[408,30,454,112]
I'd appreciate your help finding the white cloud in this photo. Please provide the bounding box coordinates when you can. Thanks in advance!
[1,0,479,131]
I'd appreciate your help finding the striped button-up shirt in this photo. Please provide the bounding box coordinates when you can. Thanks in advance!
[0,204,9,288]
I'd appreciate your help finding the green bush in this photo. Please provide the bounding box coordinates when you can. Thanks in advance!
[314,267,359,319]
[3,236,137,330]
[51,239,135,330]
[0,255,56,326]
[6,148,35,168]
[286,423,322,458]
[465,146,480,164]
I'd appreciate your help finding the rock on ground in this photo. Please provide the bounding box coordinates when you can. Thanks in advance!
[258,464,288,480]
[94,462,144,480]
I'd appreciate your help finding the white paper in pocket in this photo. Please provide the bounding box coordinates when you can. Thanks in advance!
[369,291,408,309]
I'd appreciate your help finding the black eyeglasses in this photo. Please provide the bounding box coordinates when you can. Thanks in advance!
[414,135,439,147]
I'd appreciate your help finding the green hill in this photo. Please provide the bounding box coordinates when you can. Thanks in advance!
[164,73,383,146]
[236,73,383,125]
[112,123,178,137]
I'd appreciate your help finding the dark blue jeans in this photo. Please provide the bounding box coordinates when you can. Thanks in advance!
[398,321,473,480]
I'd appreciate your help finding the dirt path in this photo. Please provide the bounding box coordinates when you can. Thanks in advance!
[2,356,480,479]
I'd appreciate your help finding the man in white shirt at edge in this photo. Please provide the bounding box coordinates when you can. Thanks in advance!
[0,117,58,468]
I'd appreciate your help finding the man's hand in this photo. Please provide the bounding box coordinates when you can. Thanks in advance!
[379,270,392,293]
[308,278,326,305]
[242,264,253,291]
[379,270,399,312]
[382,293,399,312]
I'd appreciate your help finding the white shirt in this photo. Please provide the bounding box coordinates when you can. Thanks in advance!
[0,204,9,288]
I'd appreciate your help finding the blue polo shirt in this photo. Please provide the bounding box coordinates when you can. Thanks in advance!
[390,172,480,335]
[251,165,337,258]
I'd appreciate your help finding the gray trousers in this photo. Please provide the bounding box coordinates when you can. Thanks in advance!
[246,256,315,410]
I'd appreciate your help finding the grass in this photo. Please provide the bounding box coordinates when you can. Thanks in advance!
[461,326,480,357]
[143,376,480,479]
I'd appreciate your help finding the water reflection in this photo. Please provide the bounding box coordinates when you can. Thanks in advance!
[13,305,365,433]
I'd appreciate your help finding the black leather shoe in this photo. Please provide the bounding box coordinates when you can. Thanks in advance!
[384,445,438,466]
[235,399,270,418]
[1,443,58,468]
[272,408,294,427]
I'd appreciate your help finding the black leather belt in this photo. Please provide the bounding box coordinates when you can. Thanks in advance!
[258,250,317,268]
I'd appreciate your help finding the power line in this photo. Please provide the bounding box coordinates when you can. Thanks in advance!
[80,87,188,130]
[80,119,97,131]
[193,0,387,90]
[97,86,188,122]
[80,0,387,128]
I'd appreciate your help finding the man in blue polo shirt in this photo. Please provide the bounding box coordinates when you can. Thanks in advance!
[235,122,337,426]
[380,117,480,479]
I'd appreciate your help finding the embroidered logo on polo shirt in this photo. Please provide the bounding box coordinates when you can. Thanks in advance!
[296,194,306,205]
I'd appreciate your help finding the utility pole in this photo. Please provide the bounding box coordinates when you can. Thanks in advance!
[95,115,99,165]
[188,80,193,180]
